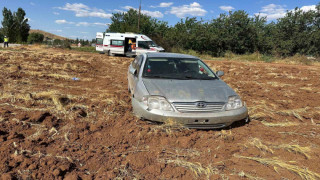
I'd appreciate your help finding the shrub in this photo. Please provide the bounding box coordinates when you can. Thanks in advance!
[27,33,44,44]
[52,39,71,49]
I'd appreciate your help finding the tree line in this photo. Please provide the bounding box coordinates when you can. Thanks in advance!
[0,7,95,46]
[108,3,320,57]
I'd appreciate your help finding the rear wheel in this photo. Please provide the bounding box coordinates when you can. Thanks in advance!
[108,51,115,56]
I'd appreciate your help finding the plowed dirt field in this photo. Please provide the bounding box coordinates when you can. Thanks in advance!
[1,46,320,179]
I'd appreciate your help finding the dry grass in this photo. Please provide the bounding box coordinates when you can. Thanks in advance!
[249,102,308,122]
[161,147,201,158]
[273,144,311,159]
[235,155,320,180]
[248,101,276,121]
[159,158,217,179]
[267,81,292,87]
[0,92,33,103]
[261,121,299,127]
[114,164,142,180]
[33,90,71,110]
[277,108,308,121]
[247,138,311,159]
[299,87,313,92]
[0,103,48,112]
[249,138,274,154]
[216,130,234,141]
[238,171,265,180]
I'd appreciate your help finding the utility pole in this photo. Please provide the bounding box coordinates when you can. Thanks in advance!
[138,0,141,33]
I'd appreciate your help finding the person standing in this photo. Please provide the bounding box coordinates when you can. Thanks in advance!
[128,39,132,52]
[4,36,9,48]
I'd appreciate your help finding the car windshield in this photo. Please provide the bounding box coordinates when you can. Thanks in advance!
[142,58,218,80]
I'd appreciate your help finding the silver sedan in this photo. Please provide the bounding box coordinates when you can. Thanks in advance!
[128,53,248,129]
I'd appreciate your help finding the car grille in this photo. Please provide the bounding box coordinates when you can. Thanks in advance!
[172,102,225,113]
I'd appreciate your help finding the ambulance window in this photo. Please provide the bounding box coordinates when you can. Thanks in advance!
[138,41,149,49]
[96,38,103,45]
[111,40,124,46]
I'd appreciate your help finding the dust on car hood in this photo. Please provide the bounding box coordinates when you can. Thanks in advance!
[142,78,237,103]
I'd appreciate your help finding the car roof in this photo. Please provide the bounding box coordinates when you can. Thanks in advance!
[145,52,198,59]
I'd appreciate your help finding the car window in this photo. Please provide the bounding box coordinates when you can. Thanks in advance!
[142,58,217,80]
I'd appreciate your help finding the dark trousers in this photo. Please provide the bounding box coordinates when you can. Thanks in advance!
[128,43,132,52]
[4,42,8,48]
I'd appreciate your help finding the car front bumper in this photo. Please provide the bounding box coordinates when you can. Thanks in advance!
[132,98,248,129]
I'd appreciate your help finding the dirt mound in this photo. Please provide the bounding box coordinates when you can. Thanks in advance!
[0,46,320,179]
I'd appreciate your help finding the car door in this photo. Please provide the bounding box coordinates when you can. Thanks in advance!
[110,39,124,55]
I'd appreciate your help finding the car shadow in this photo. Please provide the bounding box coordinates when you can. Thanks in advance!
[224,116,251,130]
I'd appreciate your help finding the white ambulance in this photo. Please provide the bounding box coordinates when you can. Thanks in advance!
[96,32,164,56]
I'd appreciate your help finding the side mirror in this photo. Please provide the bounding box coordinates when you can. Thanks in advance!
[129,68,137,76]
[216,71,224,77]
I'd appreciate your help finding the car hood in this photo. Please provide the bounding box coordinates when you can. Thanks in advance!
[142,78,237,103]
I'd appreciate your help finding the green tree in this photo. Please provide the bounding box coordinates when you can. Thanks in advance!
[1,7,30,43]
[310,3,320,56]
[27,32,44,44]
[1,7,16,42]
[14,8,30,43]
[273,4,320,56]
[0,30,3,43]
[108,9,168,47]
[107,6,320,57]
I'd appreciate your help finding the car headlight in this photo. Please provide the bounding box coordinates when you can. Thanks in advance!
[226,96,243,110]
[142,96,173,111]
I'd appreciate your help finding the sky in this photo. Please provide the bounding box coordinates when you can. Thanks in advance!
[0,0,319,40]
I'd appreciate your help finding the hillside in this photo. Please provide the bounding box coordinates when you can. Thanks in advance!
[29,29,70,40]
